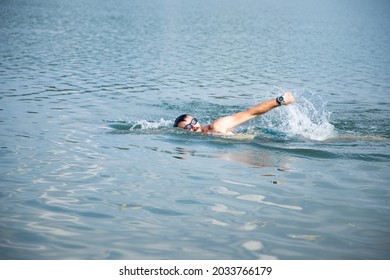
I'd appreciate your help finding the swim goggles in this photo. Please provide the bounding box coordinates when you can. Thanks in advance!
[184,118,198,130]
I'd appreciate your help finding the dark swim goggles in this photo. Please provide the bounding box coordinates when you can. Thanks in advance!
[184,118,198,130]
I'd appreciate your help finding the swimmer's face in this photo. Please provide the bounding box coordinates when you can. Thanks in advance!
[178,115,202,132]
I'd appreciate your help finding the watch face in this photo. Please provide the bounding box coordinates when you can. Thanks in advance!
[278,96,284,103]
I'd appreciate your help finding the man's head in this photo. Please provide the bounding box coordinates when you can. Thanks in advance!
[173,114,202,132]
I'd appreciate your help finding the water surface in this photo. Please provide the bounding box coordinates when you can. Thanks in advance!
[0,0,389,259]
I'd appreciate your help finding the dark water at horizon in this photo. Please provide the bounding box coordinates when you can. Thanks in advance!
[1,0,389,259]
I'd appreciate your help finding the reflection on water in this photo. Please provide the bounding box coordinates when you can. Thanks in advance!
[217,149,290,169]
[1,0,389,260]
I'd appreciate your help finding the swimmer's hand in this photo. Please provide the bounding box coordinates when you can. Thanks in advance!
[282,91,295,105]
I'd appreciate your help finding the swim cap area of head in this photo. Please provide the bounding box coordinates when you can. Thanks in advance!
[173,114,189,127]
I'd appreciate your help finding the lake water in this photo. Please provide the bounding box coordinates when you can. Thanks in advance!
[0,0,389,260]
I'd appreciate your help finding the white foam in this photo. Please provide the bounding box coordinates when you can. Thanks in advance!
[283,103,336,141]
[130,118,172,130]
[108,118,172,131]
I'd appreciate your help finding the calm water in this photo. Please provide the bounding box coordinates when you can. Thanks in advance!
[1,0,389,259]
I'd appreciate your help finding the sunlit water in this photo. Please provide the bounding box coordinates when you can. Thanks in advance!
[1,0,389,259]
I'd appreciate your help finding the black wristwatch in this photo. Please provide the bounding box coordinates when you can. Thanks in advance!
[276,96,285,106]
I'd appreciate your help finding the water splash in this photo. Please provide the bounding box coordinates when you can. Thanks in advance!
[259,91,336,141]
[106,118,172,132]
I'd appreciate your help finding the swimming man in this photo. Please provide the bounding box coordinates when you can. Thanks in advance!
[173,91,295,134]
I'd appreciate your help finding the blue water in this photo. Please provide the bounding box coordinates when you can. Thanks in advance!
[1,0,389,259]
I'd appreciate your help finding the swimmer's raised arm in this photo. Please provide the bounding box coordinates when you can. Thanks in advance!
[205,92,295,134]
[174,92,295,134]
